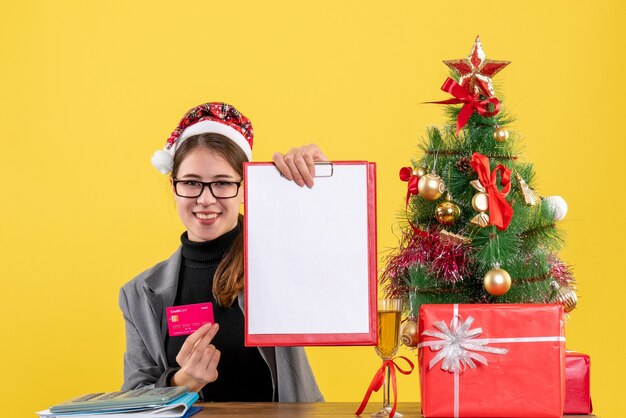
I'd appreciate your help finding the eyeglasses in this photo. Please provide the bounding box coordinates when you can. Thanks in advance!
[172,179,242,199]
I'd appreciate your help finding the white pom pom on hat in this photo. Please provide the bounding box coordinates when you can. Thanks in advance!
[151,149,174,175]
[151,102,254,174]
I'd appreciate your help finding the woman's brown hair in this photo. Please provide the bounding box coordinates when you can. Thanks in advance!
[171,133,246,307]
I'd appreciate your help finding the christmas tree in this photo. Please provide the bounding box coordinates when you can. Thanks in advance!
[382,37,577,344]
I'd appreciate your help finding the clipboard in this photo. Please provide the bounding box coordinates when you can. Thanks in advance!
[243,161,377,346]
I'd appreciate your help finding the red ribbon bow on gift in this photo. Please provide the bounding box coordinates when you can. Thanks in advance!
[355,356,414,418]
[399,167,420,209]
[429,78,501,135]
[471,152,513,231]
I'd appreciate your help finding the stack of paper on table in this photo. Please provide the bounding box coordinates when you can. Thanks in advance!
[37,388,199,418]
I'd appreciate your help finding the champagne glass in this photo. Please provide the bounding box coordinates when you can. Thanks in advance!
[372,298,402,417]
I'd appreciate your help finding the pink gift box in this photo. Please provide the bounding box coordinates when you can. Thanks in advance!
[565,351,592,414]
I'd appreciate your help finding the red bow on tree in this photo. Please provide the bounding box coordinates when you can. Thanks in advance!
[399,167,429,238]
[399,167,420,209]
[471,152,513,230]
[429,78,501,135]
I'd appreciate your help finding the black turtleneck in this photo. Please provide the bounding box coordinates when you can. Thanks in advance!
[164,225,273,402]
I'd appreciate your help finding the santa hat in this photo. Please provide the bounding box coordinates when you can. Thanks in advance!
[151,102,254,174]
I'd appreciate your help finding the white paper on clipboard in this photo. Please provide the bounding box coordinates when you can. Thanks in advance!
[243,161,377,346]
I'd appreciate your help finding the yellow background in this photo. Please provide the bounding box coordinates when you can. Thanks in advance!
[1,1,623,416]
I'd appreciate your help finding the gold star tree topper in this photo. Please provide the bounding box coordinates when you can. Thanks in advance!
[443,36,510,98]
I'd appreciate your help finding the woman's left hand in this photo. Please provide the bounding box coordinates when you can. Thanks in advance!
[273,144,328,188]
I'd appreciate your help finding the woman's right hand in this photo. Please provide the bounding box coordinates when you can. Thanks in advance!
[170,323,221,392]
[272,144,328,188]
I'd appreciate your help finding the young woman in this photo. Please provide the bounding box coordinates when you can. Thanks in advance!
[119,103,326,402]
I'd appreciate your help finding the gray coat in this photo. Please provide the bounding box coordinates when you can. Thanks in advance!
[119,248,323,402]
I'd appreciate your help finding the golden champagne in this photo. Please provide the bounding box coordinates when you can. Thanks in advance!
[375,310,401,359]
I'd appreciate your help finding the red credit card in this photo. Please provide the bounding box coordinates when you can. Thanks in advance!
[166,302,214,337]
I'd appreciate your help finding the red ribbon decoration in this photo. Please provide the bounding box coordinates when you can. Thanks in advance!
[410,221,429,239]
[355,356,414,418]
[399,167,429,238]
[471,152,514,231]
[399,167,420,209]
[429,77,501,135]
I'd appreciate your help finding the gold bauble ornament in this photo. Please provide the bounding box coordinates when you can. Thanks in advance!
[418,173,446,201]
[435,194,461,225]
[493,126,510,142]
[550,282,577,313]
[401,317,419,348]
[483,266,512,296]
[413,167,428,178]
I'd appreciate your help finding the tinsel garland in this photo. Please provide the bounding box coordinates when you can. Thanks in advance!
[382,228,475,299]
[548,254,575,287]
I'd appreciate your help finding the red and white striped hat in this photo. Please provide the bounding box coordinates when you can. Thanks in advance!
[151,102,254,174]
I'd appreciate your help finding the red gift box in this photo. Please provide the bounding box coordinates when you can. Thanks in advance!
[418,304,565,418]
[564,351,592,414]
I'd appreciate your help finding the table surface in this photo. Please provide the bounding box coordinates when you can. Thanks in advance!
[193,402,596,417]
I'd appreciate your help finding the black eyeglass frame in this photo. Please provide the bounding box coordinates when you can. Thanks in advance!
[172,179,242,199]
